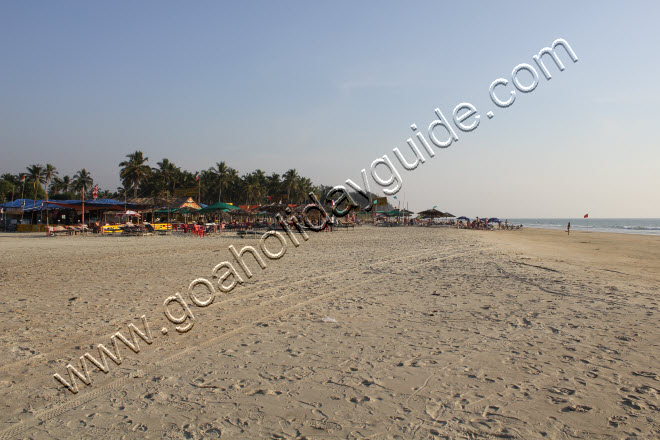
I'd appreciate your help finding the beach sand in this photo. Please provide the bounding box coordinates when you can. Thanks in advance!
[0,226,658,439]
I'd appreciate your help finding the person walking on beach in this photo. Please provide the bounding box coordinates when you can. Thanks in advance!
[567,221,571,235]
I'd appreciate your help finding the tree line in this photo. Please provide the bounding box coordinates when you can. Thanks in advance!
[0,151,331,206]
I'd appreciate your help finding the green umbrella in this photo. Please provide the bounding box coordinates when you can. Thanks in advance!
[199,201,241,213]
[154,207,178,213]
[178,207,200,214]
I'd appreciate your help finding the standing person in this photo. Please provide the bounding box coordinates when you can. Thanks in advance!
[567,221,571,235]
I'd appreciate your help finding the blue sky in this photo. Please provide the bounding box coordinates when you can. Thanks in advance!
[1,1,658,217]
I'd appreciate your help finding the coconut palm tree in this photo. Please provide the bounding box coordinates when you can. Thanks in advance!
[73,169,93,199]
[25,164,45,199]
[266,172,282,199]
[296,176,314,203]
[244,174,264,205]
[155,158,179,196]
[43,164,57,194]
[283,169,300,203]
[1,174,19,202]
[42,164,58,227]
[119,151,151,198]
[1,173,19,186]
[210,161,230,203]
[72,169,93,233]
[52,175,72,195]
[226,168,239,203]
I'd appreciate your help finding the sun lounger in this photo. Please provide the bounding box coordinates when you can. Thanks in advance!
[335,220,356,230]
[120,225,146,236]
[66,226,82,235]
[49,226,73,236]
[237,230,261,238]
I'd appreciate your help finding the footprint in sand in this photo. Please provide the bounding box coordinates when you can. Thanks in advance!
[632,371,658,381]
[621,396,642,411]
[561,404,592,413]
[548,387,575,396]
[608,415,627,427]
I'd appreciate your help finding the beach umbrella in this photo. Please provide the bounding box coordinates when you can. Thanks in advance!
[417,208,445,218]
[488,217,502,223]
[178,207,200,214]
[258,202,293,214]
[199,201,241,213]
[457,216,470,220]
[117,210,141,217]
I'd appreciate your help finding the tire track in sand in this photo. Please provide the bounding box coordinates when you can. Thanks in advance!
[0,247,484,439]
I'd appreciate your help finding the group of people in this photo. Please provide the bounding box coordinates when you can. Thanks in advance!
[457,218,523,231]
[458,218,492,230]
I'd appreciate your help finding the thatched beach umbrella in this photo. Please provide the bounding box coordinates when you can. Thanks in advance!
[417,208,445,218]
[257,202,292,213]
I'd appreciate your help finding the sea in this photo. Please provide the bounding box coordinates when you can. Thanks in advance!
[504,218,660,236]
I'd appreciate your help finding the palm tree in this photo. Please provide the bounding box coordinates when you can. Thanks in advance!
[266,172,282,199]
[156,158,179,195]
[244,174,264,205]
[52,175,72,194]
[119,151,151,198]
[1,174,19,201]
[73,169,93,199]
[283,169,300,203]
[73,169,93,232]
[1,173,19,186]
[296,176,314,202]
[226,168,239,203]
[42,164,58,227]
[114,186,128,200]
[61,175,71,194]
[210,161,230,203]
[43,164,57,194]
[26,164,45,199]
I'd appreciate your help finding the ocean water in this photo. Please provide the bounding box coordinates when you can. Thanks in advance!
[504,218,660,236]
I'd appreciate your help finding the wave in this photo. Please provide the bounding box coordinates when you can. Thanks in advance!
[612,225,660,231]
[525,223,564,228]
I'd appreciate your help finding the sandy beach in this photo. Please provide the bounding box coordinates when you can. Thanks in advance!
[0,227,657,439]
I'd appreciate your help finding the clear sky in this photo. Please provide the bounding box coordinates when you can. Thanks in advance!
[1,1,658,217]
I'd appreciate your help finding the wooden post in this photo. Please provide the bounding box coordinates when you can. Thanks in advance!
[82,185,85,236]
[20,180,25,223]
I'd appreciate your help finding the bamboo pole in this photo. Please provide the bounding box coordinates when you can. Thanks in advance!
[82,185,85,236]
[20,180,25,223]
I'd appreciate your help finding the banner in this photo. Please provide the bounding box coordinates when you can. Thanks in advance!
[374,197,388,207]
[174,188,198,197]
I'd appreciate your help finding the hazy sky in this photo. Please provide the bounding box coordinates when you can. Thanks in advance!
[1,1,658,217]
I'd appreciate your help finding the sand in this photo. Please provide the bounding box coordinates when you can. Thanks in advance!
[0,226,658,439]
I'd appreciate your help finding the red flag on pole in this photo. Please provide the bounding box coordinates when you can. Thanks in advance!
[584,214,588,218]
[194,172,201,181]
[20,175,26,182]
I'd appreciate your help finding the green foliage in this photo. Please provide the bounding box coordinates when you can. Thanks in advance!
[4,155,327,206]
[0,179,15,203]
